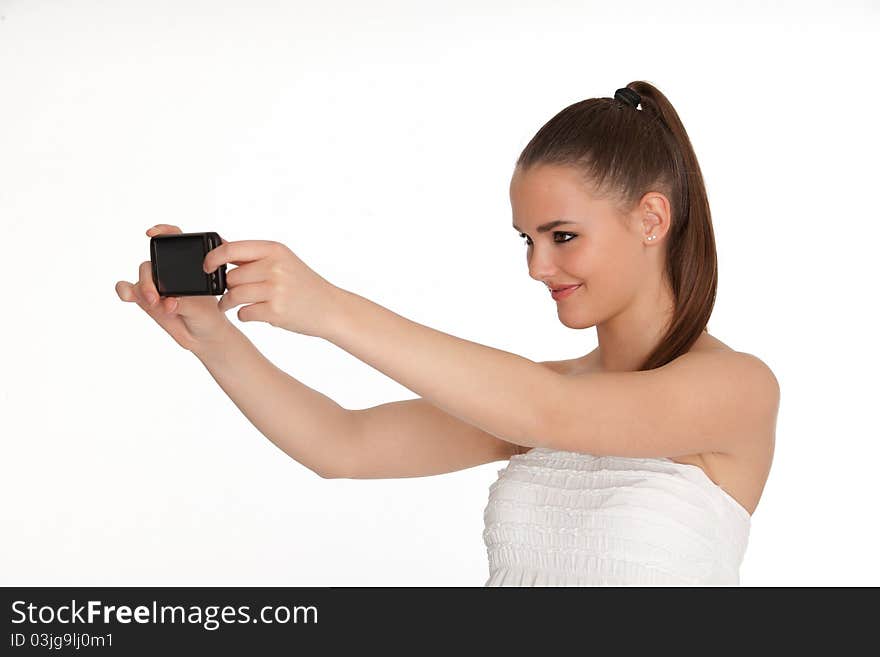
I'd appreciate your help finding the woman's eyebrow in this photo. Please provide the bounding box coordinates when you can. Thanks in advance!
[512,220,577,233]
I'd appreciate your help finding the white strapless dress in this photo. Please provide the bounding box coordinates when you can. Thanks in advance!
[482,447,751,586]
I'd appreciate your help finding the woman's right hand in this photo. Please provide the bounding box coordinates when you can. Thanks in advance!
[115,224,233,353]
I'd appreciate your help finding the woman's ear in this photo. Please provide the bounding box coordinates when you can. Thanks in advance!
[638,191,672,239]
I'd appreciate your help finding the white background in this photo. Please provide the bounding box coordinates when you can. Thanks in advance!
[1,0,877,586]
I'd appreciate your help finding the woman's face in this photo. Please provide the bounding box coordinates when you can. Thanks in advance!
[509,163,667,330]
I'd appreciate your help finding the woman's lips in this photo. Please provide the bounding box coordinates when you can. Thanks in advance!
[551,284,581,300]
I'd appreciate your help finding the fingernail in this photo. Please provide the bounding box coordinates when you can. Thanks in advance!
[146,293,157,305]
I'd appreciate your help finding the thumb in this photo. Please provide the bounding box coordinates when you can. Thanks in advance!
[169,292,219,318]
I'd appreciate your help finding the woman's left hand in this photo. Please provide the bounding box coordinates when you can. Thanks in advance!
[204,239,343,338]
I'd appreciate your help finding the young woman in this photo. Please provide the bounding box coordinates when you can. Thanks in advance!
[116,80,779,586]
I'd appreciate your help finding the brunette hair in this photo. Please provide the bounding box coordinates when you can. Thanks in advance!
[515,80,717,371]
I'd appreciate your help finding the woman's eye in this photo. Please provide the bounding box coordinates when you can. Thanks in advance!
[518,232,576,246]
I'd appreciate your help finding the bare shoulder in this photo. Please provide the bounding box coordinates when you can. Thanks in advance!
[707,350,779,515]
[728,350,781,463]
[537,337,780,451]
[532,338,778,515]
[684,334,779,410]
[726,350,781,416]
[741,351,780,394]
[675,345,781,437]
[685,343,779,514]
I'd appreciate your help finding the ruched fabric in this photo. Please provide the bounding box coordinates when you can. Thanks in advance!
[482,447,751,586]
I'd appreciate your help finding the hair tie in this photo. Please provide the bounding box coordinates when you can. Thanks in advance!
[614,87,641,109]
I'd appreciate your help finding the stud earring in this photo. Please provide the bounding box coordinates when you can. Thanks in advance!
[647,235,657,241]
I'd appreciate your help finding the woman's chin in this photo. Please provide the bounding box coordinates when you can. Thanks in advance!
[558,312,594,330]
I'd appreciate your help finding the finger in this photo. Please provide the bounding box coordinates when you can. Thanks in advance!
[130,282,149,309]
[130,281,176,316]
[116,280,136,302]
[217,282,273,314]
[146,224,183,236]
[119,280,166,313]
[138,261,159,306]
[223,259,271,287]
[203,240,280,274]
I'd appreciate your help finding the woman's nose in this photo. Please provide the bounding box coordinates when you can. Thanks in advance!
[526,248,557,283]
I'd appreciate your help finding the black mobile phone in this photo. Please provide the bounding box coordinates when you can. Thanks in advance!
[150,232,227,297]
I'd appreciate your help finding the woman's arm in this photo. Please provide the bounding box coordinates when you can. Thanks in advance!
[192,322,357,479]
[323,288,557,450]
[343,397,518,479]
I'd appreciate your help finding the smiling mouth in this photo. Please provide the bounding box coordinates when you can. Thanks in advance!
[550,284,582,300]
